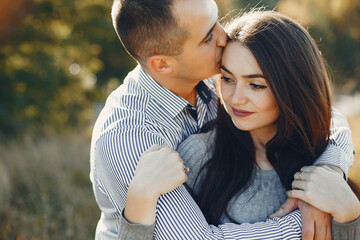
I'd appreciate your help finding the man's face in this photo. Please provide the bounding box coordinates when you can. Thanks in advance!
[172,0,227,83]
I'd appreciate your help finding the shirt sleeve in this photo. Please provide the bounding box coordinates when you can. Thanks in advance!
[93,127,168,214]
[313,108,354,178]
[153,186,302,239]
[94,126,304,240]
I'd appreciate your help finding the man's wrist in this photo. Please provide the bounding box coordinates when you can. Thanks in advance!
[124,188,158,225]
[316,164,344,178]
[332,200,360,223]
[124,182,159,225]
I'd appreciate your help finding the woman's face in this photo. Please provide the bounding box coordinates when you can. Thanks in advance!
[219,42,280,135]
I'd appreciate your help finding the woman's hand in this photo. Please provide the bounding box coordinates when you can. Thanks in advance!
[288,165,360,223]
[124,145,188,225]
[269,197,332,240]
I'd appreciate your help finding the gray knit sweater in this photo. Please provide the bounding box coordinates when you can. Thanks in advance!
[118,131,360,239]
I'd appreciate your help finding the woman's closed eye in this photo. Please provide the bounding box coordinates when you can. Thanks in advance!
[221,76,234,83]
[250,83,267,90]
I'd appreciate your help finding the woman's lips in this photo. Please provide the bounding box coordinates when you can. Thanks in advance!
[231,107,254,117]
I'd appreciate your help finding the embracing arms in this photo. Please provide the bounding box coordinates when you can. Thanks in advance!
[94,129,303,239]
[95,108,353,239]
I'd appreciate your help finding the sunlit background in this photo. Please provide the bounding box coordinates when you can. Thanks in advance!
[0,0,359,239]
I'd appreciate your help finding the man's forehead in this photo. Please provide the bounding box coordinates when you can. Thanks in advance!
[173,0,219,26]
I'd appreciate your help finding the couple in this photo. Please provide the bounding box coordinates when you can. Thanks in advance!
[90,0,359,239]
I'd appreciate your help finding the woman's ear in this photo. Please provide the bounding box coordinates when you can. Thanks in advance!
[147,55,173,74]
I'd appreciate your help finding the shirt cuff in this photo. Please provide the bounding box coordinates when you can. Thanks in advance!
[118,209,155,240]
[332,216,360,240]
[313,145,350,179]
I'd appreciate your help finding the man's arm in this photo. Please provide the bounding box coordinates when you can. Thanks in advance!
[153,185,302,239]
[95,128,302,239]
[313,108,354,177]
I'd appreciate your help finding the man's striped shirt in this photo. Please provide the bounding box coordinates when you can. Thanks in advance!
[90,65,353,239]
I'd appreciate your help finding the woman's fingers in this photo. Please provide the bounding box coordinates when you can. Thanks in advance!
[294,171,310,181]
[292,179,310,191]
[287,189,309,202]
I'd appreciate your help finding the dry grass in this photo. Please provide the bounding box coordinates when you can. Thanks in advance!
[0,133,99,240]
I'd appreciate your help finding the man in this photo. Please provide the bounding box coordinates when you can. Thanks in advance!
[90,0,353,239]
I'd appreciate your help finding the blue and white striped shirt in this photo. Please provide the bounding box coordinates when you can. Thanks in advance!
[90,65,353,239]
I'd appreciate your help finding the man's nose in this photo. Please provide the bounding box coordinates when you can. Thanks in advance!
[216,23,227,47]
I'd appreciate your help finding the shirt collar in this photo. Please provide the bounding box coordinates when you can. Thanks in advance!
[137,66,189,119]
[135,65,214,119]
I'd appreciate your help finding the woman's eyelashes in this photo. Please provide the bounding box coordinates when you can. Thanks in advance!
[221,75,267,90]
[221,76,233,83]
[250,83,267,90]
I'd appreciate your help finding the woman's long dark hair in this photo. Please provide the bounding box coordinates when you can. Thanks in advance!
[196,10,333,225]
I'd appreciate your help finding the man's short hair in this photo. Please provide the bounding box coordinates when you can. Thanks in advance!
[112,0,189,65]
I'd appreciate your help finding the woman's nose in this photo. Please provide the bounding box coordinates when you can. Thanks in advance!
[231,85,248,105]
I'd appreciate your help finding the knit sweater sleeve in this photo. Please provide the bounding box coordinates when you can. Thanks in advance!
[118,209,155,240]
[332,216,360,240]
[176,131,215,192]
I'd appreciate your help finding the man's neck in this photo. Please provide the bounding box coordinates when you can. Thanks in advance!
[144,68,198,106]
[184,88,197,106]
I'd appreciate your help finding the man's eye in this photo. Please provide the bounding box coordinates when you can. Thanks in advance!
[204,33,214,43]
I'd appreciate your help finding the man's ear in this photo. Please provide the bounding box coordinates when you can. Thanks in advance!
[147,55,173,74]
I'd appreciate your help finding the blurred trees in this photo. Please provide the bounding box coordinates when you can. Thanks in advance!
[278,0,360,91]
[0,0,135,137]
[0,0,359,138]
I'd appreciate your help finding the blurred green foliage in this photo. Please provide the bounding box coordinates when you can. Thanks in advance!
[0,0,360,138]
[0,0,136,138]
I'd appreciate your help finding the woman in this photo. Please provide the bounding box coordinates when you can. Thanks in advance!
[121,10,359,239]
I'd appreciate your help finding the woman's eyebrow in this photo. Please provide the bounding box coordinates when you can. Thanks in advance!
[221,65,265,79]
[242,74,265,79]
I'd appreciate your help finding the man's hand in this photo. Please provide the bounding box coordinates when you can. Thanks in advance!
[298,200,331,240]
[270,198,331,240]
[125,145,188,225]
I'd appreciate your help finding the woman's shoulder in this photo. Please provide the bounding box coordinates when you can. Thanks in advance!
[176,130,216,190]
[176,130,215,162]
